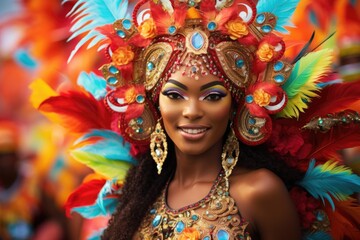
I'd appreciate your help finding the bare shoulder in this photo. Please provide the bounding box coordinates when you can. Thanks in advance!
[229,168,301,239]
[229,168,287,203]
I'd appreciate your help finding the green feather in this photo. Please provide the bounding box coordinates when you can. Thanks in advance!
[278,49,333,118]
[71,150,131,179]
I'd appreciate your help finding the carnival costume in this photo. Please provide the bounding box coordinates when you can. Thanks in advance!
[31,0,360,239]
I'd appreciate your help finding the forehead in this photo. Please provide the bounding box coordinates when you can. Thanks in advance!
[165,67,222,89]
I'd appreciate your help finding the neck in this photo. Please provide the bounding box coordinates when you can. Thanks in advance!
[172,140,223,187]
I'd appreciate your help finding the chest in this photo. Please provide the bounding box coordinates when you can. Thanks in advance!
[138,177,251,240]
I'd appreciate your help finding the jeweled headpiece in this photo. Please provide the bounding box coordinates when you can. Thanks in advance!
[65,0,332,148]
[75,0,296,147]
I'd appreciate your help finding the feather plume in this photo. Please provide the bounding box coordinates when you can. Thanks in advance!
[325,199,360,240]
[38,90,112,134]
[278,49,333,118]
[96,179,121,215]
[256,0,300,33]
[71,197,118,218]
[307,126,360,162]
[63,0,129,62]
[77,71,107,100]
[302,231,332,240]
[298,160,360,210]
[29,79,59,109]
[65,179,106,217]
[72,129,137,164]
[70,151,132,179]
[298,81,360,125]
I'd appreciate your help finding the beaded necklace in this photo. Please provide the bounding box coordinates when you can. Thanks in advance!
[138,170,251,240]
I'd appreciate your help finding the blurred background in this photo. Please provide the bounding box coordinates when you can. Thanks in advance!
[0,0,359,239]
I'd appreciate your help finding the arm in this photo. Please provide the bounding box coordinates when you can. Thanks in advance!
[231,169,302,240]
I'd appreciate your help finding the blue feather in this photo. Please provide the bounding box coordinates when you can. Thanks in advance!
[298,159,360,210]
[96,179,119,214]
[88,228,106,240]
[71,197,118,218]
[13,48,38,70]
[63,0,129,61]
[74,129,137,165]
[77,71,107,100]
[256,0,300,33]
[302,231,332,240]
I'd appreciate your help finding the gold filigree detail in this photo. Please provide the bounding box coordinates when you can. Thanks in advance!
[215,42,255,89]
[143,42,173,90]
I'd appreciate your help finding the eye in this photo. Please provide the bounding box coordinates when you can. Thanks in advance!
[161,90,185,100]
[201,91,227,101]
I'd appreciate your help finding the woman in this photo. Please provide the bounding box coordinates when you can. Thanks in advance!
[43,0,360,239]
[102,60,302,239]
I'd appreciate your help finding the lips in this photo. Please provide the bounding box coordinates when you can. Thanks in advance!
[180,128,207,134]
[178,125,210,140]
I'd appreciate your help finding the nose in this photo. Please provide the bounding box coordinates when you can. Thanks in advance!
[182,99,203,120]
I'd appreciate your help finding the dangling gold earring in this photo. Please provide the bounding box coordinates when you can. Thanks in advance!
[221,127,240,190]
[150,119,168,174]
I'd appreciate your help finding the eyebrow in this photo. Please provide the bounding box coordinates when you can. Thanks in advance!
[200,81,224,91]
[166,79,224,91]
[167,79,188,90]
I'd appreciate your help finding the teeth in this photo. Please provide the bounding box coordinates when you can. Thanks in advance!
[181,128,207,134]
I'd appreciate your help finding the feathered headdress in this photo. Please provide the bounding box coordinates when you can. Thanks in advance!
[31,0,360,239]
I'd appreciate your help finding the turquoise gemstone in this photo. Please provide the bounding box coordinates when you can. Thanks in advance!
[168,25,177,34]
[150,209,156,214]
[207,21,217,31]
[191,215,199,221]
[217,229,230,240]
[248,117,256,125]
[122,19,132,30]
[137,117,144,125]
[175,221,185,233]
[147,61,155,71]
[191,32,205,50]
[256,14,265,24]
[203,237,210,240]
[152,215,162,227]
[235,58,244,68]
[136,94,145,103]
[135,128,143,133]
[117,30,126,38]
[274,61,284,71]
[274,74,285,83]
[261,25,272,33]
[316,211,325,221]
[188,0,195,7]
[245,95,253,103]
[109,66,119,74]
[107,77,118,85]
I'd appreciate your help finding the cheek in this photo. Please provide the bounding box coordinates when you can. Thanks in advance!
[207,98,232,123]
[159,95,179,124]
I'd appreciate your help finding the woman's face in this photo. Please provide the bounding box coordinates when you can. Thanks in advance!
[159,67,232,156]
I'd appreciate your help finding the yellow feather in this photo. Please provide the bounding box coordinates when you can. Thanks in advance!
[278,49,334,118]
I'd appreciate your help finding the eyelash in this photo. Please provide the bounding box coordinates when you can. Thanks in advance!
[162,90,227,101]
[162,90,186,100]
[200,91,227,101]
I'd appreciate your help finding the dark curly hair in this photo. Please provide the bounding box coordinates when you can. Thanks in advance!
[101,138,303,239]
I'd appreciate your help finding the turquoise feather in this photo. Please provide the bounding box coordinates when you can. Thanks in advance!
[256,0,300,33]
[298,159,360,210]
[77,71,107,100]
[96,179,119,215]
[71,197,118,218]
[63,0,129,61]
[303,231,332,240]
[74,129,137,165]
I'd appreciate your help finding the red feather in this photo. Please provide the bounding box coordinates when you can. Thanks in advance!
[65,179,106,217]
[325,198,360,240]
[298,81,360,125]
[307,125,360,162]
[39,90,112,134]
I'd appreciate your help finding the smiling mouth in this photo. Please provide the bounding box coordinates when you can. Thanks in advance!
[179,128,208,134]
